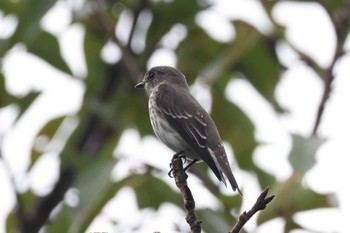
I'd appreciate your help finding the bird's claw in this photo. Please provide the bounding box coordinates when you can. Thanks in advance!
[168,167,174,178]
[168,151,185,178]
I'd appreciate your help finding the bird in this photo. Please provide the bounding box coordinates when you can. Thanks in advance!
[135,66,242,195]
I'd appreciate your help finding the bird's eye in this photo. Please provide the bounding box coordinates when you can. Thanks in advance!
[148,71,156,80]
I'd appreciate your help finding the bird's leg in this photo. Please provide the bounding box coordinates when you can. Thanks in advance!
[183,159,199,171]
[168,151,185,178]
[173,150,186,159]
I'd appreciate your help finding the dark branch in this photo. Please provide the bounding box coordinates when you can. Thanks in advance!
[171,153,202,233]
[23,167,75,233]
[170,153,275,233]
[311,49,340,137]
[230,187,275,233]
[92,2,142,84]
[311,1,350,136]
[127,0,149,49]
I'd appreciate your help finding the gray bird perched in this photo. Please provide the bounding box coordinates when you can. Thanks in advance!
[135,66,242,195]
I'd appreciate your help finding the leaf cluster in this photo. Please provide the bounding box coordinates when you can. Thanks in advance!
[1,0,344,232]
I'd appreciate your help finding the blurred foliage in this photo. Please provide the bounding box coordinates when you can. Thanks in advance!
[288,134,326,174]
[0,0,343,233]
[258,173,331,232]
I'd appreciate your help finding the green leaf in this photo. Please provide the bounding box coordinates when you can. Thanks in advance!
[197,21,261,84]
[177,26,224,82]
[322,0,344,18]
[236,34,281,103]
[218,192,242,210]
[16,91,40,119]
[146,0,205,58]
[27,30,72,74]
[130,174,180,209]
[1,69,40,114]
[29,117,66,170]
[0,72,18,107]
[6,210,20,233]
[211,75,257,170]
[45,205,73,233]
[288,134,326,174]
[255,167,276,189]
[258,173,332,230]
[38,117,66,138]
[83,27,106,94]
[70,158,116,233]
[12,0,57,43]
[75,159,116,210]
[20,189,38,215]
[115,76,153,136]
[2,0,71,75]
[69,171,180,233]
[260,1,278,16]
[285,220,303,233]
[0,0,22,15]
[198,208,231,233]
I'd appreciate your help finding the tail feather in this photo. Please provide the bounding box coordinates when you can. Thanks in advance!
[224,169,243,196]
[210,148,243,196]
[218,163,242,196]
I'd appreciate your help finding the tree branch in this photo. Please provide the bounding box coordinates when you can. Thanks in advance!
[23,167,75,233]
[92,2,142,84]
[311,48,341,137]
[171,153,201,233]
[127,0,149,49]
[230,187,275,233]
[311,0,350,136]
[171,154,275,233]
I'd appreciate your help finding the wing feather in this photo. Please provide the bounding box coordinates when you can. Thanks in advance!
[156,84,222,179]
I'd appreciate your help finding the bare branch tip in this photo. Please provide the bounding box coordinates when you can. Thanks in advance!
[230,187,275,233]
[256,187,275,209]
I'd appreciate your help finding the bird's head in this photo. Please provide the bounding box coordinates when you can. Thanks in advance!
[135,66,188,94]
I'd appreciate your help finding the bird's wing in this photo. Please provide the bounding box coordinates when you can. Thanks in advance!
[156,84,222,180]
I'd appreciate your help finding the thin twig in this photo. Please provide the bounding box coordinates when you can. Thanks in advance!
[92,2,142,84]
[127,0,149,49]
[311,0,350,136]
[230,187,275,233]
[311,48,340,137]
[171,153,202,233]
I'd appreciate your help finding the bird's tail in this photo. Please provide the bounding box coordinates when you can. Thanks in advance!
[214,152,243,196]
[208,147,243,195]
[221,168,243,196]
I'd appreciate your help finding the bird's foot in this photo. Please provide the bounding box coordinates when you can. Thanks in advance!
[183,158,199,171]
[168,151,185,178]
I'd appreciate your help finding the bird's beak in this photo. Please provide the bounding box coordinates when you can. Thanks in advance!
[134,81,145,89]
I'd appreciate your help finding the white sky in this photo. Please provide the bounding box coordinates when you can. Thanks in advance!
[1,0,350,233]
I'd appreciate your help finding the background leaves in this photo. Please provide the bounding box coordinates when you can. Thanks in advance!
[0,0,345,233]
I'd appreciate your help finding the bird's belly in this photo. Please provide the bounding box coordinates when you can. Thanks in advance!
[149,103,197,160]
[150,110,184,151]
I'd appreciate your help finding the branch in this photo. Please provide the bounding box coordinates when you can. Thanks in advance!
[311,0,350,136]
[171,153,275,233]
[311,48,341,137]
[171,154,202,233]
[127,0,149,49]
[92,1,142,84]
[230,187,275,233]
[23,167,75,233]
